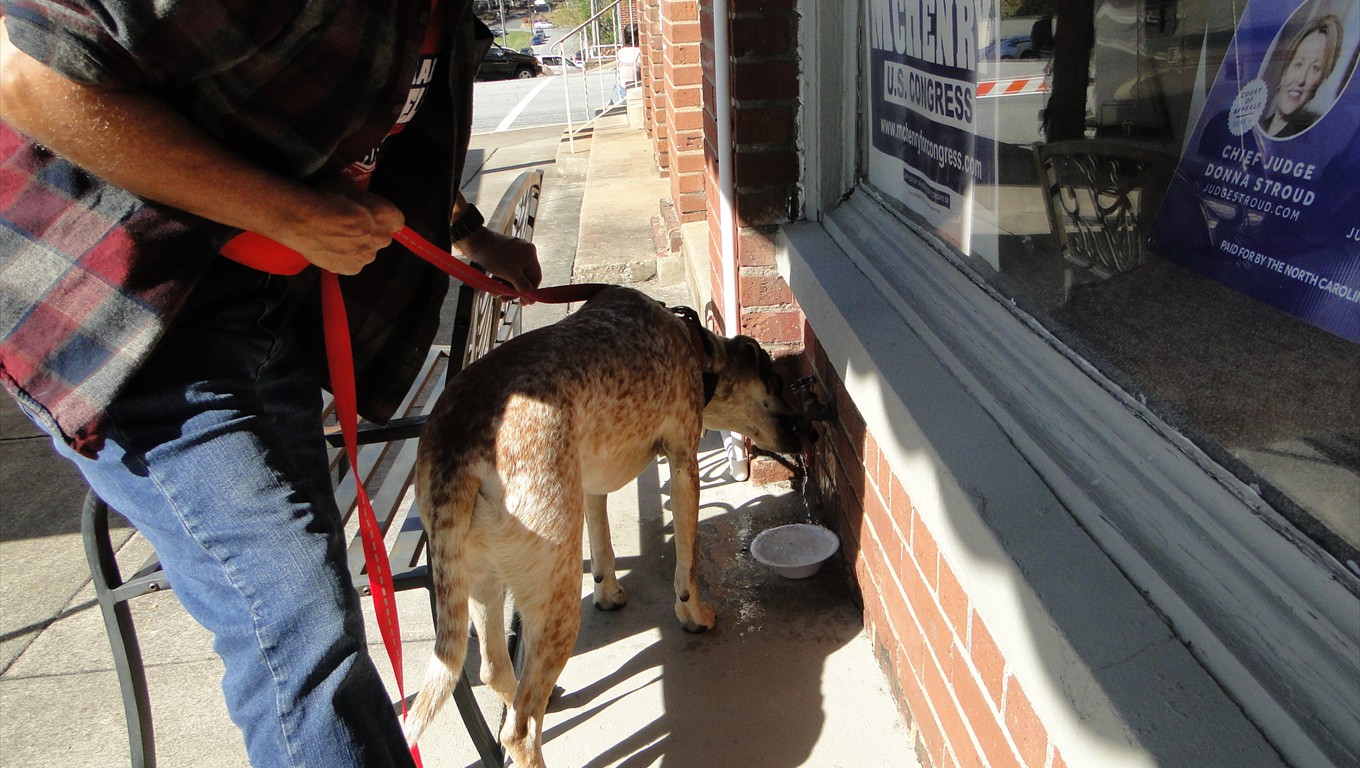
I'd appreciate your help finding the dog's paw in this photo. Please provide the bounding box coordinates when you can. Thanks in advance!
[675,598,716,633]
[593,580,628,611]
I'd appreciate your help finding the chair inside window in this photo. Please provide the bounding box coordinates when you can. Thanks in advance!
[1032,140,1175,299]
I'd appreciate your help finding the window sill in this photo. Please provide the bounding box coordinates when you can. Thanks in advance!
[776,192,1358,766]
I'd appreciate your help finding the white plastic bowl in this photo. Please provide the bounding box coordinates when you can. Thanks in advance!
[751,524,840,579]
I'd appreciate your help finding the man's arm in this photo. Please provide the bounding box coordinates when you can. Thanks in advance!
[0,24,401,276]
[450,191,542,293]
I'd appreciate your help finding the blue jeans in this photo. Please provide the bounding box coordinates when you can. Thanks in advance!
[36,265,416,768]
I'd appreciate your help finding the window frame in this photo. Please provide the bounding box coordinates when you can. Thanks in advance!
[794,1,1360,764]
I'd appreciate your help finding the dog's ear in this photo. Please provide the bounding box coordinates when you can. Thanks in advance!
[725,336,789,398]
[735,336,764,365]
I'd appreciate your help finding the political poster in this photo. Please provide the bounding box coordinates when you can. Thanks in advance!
[865,0,985,248]
[1154,0,1360,343]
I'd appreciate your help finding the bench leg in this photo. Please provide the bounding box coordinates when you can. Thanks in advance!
[81,491,156,768]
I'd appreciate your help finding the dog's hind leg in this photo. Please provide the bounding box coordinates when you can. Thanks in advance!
[470,574,517,706]
[585,493,628,610]
[500,508,585,768]
[666,451,716,632]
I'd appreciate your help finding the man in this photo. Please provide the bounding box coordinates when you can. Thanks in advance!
[0,1,539,765]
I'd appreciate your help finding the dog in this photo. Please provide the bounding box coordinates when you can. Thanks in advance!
[405,285,803,767]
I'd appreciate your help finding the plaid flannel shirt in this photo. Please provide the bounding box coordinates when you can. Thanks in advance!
[0,0,488,457]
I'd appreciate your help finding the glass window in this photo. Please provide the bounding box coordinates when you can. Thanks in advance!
[864,0,1359,568]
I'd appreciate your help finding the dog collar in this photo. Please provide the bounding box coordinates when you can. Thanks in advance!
[670,306,719,406]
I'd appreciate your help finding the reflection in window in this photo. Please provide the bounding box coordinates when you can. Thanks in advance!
[865,0,1359,567]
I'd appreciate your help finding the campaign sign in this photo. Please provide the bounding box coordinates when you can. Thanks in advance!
[1154,0,1360,343]
[865,0,984,246]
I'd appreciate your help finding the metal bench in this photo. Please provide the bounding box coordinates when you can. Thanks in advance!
[81,169,544,768]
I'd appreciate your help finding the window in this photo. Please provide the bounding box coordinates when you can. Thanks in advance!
[794,0,1359,763]
[864,0,1359,568]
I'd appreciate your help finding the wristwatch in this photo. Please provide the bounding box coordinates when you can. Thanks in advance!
[448,204,485,243]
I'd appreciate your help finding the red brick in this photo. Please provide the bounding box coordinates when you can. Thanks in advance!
[730,0,798,12]
[748,454,794,484]
[665,19,702,43]
[835,463,864,542]
[674,191,706,218]
[938,557,969,641]
[668,83,702,108]
[907,557,951,665]
[735,187,794,226]
[671,107,703,131]
[737,228,776,267]
[669,149,705,174]
[674,171,705,194]
[863,429,881,496]
[900,654,946,768]
[969,614,1007,709]
[1003,681,1049,768]
[839,396,867,463]
[668,42,701,66]
[863,485,896,569]
[912,511,940,589]
[738,273,792,308]
[665,61,703,86]
[731,17,792,56]
[948,641,1022,768]
[828,422,865,508]
[741,308,802,344]
[890,473,911,527]
[899,603,926,682]
[669,127,704,153]
[735,149,799,186]
[661,0,698,21]
[924,644,982,768]
[732,59,799,100]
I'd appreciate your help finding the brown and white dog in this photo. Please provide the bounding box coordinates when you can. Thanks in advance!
[405,285,803,767]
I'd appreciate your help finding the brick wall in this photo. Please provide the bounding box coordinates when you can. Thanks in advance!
[660,0,704,221]
[639,0,666,170]
[698,0,800,340]
[795,329,1069,768]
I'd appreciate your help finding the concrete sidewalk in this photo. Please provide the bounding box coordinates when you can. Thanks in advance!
[0,113,911,767]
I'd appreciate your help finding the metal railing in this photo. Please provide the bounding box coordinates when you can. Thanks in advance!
[550,0,627,153]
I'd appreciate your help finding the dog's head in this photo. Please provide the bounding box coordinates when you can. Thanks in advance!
[699,334,803,454]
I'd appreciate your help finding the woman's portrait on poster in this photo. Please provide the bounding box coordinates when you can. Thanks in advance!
[1258,4,1359,140]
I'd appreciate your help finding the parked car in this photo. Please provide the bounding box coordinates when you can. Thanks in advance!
[533,20,554,30]
[981,35,1038,60]
[476,44,543,80]
[531,31,547,45]
[536,53,581,74]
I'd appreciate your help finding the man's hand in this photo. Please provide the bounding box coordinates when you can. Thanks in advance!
[456,227,542,294]
[274,188,405,275]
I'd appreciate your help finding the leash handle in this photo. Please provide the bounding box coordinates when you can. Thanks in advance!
[320,273,422,767]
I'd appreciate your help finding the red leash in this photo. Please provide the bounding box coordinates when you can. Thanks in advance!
[222,227,607,764]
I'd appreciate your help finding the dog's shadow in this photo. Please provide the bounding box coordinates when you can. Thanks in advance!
[530,432,866,768]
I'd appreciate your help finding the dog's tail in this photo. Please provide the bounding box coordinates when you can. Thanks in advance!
[405,467,479,745]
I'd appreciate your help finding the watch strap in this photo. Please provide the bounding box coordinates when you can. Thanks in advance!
[448,203,485,243]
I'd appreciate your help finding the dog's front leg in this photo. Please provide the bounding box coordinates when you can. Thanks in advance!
[668,452,715,632]
[585,493,628,610]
